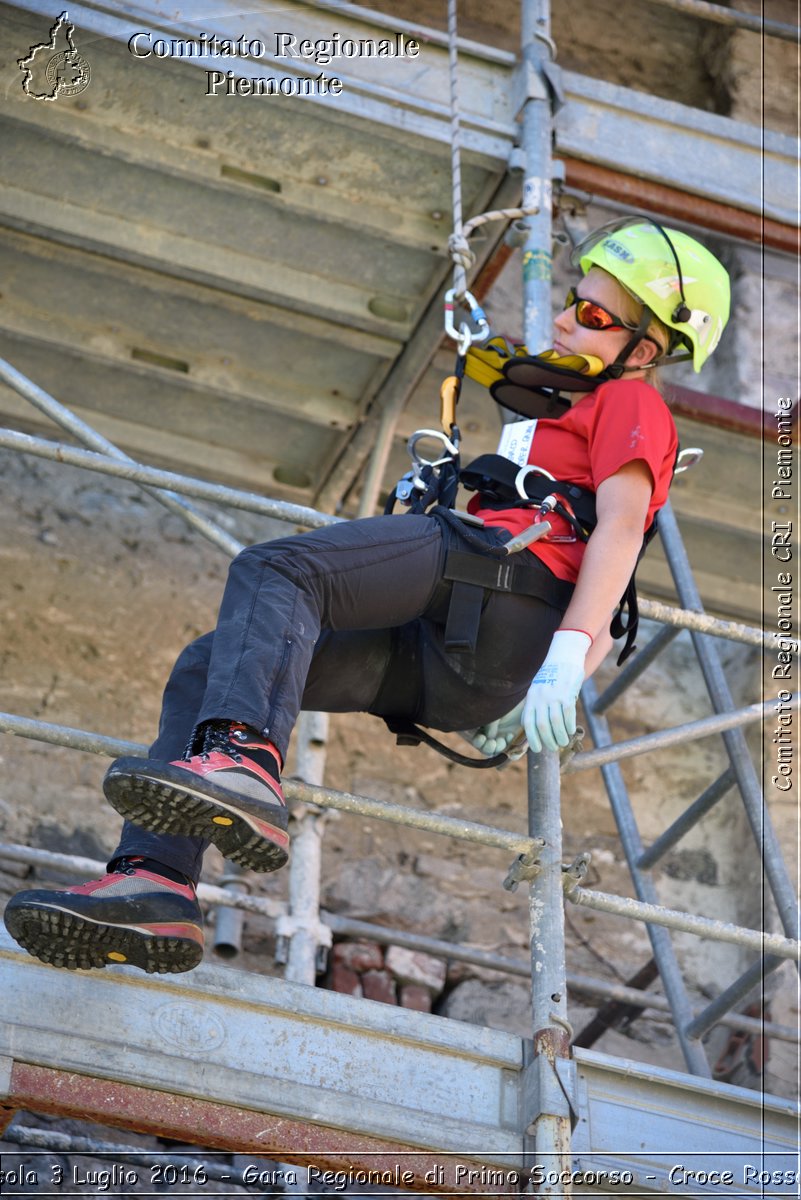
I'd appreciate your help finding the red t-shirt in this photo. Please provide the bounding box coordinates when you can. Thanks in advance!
[466,379,678,582]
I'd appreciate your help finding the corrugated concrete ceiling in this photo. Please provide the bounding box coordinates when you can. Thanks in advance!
[0,0,796,624]
[0,1,518,500]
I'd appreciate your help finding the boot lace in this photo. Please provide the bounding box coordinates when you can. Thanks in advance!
[183,719,242,763]
[111,856,142,876]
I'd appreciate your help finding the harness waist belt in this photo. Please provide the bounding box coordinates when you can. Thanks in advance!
[442,547,574,653]
[443,548,574,605]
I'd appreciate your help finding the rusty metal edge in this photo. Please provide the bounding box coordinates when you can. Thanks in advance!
[6,1062,515,1193]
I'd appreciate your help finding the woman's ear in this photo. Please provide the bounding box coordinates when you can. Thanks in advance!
[625,338,661,369]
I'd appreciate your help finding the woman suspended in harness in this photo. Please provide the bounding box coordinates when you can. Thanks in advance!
[5,218,731,975]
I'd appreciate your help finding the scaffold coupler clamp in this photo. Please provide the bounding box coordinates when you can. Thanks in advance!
[522,1042,579,1136]
[274,909,334,973]
[444,288,490,353]
[561,850,592,898]
[503,837,546,893]
[559,724,585,770]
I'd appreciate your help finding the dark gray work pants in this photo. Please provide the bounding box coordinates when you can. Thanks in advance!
[112,514,566,880]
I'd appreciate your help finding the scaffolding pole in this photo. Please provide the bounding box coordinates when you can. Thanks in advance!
[0,427,339,532]
[0,712,538,856]
[518,1,575,1190]
[278,711,332,985]
[0,358,244,558]
[644,0,800,42]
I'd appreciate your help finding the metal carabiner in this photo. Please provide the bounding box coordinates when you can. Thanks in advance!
[674,447,704,475]
[514,463,556,501]
[457,321,472,357]
[444,288,490,348]
[407,428,460,469]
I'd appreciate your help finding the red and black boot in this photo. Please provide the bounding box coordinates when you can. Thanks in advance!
[3,856,203,973]
[103,721,290,873]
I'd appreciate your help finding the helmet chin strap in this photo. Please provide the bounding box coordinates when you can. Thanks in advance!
[604,306,656,379]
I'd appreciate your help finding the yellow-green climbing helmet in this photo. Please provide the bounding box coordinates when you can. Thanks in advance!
[571,218,731,372]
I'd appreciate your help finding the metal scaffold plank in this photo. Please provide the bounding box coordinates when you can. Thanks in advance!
[0,183,414,342]
[556,71,796,226]
[3,1062,508,1192]
[0,929,523,1165]
[570,1050,798,1196]
[1,930,797,1193]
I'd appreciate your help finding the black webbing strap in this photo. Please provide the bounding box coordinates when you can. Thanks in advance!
[459,453,673,666]
[442,547,575,653]
[444,582,485,653]
[443,548,575,603]
[374,623,509,769]
[383,717,508,769]
[459,453,598,533]
[610,519,660,665]
[611,575,640,665]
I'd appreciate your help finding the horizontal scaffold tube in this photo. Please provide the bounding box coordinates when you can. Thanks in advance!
[567,885,800,960]
[1,841,796,1043]
[0,361,244,558]
[0,715,536,855]
[644,0,799,42]
[0,427,340,532]
[566,695,796,773]
[635,596,769,650]
[0,428,772,650]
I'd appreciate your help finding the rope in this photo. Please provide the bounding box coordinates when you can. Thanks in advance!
[446,0,467,298]
[444,1,541,306]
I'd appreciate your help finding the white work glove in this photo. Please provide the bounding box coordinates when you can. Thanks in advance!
[467,701,526,758]
[522,629,592,753]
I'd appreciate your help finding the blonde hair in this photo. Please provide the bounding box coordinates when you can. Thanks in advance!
[599,269,671,359]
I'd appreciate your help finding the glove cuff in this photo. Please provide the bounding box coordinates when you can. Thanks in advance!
[551,629,593,659]
[558,627,593,645]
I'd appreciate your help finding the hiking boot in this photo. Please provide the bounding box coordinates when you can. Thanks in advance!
[3,857,203,974]
[103,721,290,873]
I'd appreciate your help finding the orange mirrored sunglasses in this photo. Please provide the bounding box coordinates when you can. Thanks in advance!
[564,287,638,333]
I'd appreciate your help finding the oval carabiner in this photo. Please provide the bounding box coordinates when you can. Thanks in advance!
[444,289,491,348]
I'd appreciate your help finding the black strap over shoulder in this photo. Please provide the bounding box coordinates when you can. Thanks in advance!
[460,454,598,534]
